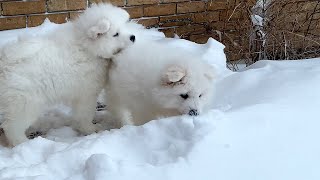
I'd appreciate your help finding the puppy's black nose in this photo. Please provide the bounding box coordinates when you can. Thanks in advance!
[188,109,199,116]
[130,35,135,42]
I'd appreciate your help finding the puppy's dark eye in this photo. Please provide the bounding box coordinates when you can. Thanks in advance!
[180,94,189,99]
[113,33,119,37]
[199,94,202,98]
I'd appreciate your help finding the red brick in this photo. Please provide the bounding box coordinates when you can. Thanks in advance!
[2,0,45,15]
[189,34,212,44]
[159,28,175,37]
[136,17,159,27]
[69,12,83,20]
[89,0,125,6]
[47,0,86,12]
[207,1,228,11]
[28,13,68,27]
[219,9,243,21]
[125,7,143,18]
[144,4,176,17]
[159,14,192,27]
[127,0,159,6]
[210,21,225,31]
[177,1,206,14]
[175,24,206,36]
[0,16,26,31]
[193,11,220,23]
[161,0,188,3]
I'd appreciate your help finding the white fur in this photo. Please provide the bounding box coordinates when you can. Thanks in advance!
[0,3,135,146]
[107,40,216,126]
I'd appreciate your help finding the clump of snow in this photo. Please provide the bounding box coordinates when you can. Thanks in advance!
[253,0,272,11]
[1,20,320,180]
[251,14,264,26]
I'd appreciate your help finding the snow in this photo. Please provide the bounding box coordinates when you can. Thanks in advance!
[0,19,61,48]
[1,21,320,180]
[251,14,263,26]
[254,0,272,11]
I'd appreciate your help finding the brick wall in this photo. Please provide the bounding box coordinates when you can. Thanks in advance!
[1,0,319,62]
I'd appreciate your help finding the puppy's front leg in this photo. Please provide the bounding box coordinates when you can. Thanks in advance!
[117,108,134,126]
[72,97,102,135]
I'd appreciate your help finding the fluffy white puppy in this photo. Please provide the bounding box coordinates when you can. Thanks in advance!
[107,41,216,126]
[0,3,136,146]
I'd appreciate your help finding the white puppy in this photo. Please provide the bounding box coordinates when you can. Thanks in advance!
[107,41,216,126]
[0,3,135,146]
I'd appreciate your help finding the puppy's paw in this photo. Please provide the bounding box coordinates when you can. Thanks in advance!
[76,123,102,136]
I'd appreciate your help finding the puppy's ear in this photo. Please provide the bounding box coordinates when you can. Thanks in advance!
[88,19,111,39]
[162,65,186,86]
[204,65,216,81]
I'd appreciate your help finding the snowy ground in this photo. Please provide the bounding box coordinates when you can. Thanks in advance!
[1,21,320,180]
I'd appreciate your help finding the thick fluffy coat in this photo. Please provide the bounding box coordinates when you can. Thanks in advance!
[107,41,216,126]
[0,3,135,146]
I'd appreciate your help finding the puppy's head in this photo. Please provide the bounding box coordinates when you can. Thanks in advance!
[154,58,216,117]
[74,3,136,59]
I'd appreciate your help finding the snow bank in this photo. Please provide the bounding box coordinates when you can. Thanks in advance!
[0,19,61,48]
[1,21,320,180]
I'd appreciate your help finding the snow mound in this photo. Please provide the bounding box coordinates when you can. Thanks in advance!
[0,113,220,179]
[0,19,61,48]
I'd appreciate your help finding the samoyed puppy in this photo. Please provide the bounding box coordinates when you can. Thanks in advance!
[107,40,216,126]
[0,3,136,146]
